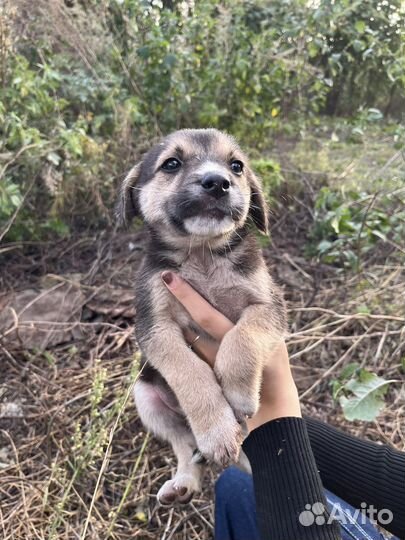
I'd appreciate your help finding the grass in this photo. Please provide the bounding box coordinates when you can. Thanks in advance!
[0,121,404,539]
[272,120,405,192]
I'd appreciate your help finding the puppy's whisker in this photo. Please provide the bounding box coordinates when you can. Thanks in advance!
[129,186,179,195]
[177,198,195,209]
[207,241,214,264]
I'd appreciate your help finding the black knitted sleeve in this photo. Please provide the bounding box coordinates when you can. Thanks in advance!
[305,416,405,539]
[243,417,341,540]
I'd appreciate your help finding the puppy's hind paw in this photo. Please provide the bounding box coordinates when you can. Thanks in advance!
[157,474,200,506]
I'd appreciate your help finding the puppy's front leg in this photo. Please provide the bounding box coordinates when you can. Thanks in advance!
[143,324,243,466]
[214,304,285,420]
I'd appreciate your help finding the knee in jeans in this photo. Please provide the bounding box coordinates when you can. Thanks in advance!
[215,467,248,501]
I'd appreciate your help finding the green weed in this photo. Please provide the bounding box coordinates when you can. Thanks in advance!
[308,186,405,270]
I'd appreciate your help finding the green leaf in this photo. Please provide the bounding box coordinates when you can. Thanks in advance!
[363,48,374,59]
[163,54,177,68]
[10,194,22,207]
[356,304,370,314]
[367,108,384,122]
[339,362,360,381]
[339,371,395,421]
[351,126,364,136]
[355,21,366,34]
[352,40,366,53]
[331,215,340,234]
[43,351,56,365]
[370,229,387,242]
[44,218,70,237]
[137,46,150,59]
[308,42,319,59]
[46,152,61,166]
[317,239,333,254]
[331,379,344,400]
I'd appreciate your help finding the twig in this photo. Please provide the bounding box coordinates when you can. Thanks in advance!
[161,508,175,540]
[299,331,372,400]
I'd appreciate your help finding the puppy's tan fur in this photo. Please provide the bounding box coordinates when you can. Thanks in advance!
[118,129,286,505]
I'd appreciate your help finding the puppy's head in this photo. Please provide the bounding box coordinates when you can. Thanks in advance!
[118,129,268,246]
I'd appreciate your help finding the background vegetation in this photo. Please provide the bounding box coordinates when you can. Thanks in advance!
[1,0,404,239]
[0,1,404,539]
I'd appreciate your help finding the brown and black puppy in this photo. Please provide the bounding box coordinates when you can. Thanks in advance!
[118,129,286,505]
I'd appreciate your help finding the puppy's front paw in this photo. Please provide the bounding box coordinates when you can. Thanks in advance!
[196,412,243,467]
[157,473,201,506]
[214,338,261,421]
[222,387,260,422]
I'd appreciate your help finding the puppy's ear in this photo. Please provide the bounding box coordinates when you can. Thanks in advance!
[247,171,269,235]
[116,163,142,226]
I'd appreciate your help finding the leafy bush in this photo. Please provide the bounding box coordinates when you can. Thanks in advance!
[1,0,404,240]
[307,0,405,116]
[0,49,120,239]
[251,158,283,194]
[309,186,405,270]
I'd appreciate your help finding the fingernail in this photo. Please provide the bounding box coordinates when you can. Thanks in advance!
[161,271,173,285]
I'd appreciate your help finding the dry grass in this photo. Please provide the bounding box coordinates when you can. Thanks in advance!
[1,181,404,539]
[0,231,221,540]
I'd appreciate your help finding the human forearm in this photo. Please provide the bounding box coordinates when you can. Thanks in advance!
[243,417,341,540]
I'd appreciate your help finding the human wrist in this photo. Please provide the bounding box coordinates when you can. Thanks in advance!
[265,375,301,418]
[247,374,301,432]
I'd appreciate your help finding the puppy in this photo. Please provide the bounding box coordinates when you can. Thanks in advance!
[118,129,286,505]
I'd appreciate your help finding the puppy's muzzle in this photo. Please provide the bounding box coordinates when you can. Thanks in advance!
[201,173,231,200]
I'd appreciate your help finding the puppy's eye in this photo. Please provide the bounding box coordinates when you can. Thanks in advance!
[161,157,182,172]
[230,160,243,175]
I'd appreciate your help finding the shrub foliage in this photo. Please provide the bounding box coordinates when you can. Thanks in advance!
[0,0,404,238]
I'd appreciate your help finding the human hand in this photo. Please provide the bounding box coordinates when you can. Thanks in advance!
[161,271,301,431]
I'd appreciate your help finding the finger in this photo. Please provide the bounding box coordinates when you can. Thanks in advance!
[183,328,219,368]
[162,271,234,341]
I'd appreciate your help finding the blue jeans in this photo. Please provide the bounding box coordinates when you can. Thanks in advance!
[215,467,398,540]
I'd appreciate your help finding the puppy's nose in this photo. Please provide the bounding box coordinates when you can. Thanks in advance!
[201,174,230,199]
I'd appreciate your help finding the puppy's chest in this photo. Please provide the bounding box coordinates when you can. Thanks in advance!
[170,256,262,327]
